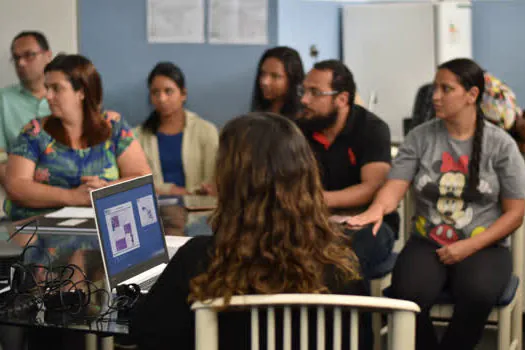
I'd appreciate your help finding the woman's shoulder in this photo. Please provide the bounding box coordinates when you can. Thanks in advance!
[410,117,442,136]
[402,118,442,150]
[185,110,217,132]
[20,117,49,138]
[132,124,145,136]
[483,120,519,152]
[9,118,53,158]
[484,119,513,138]
[101,111,135,140]
[166,236,214,278]
[132,123,156,143]
[102,110,125,127]
[177,236,214,257]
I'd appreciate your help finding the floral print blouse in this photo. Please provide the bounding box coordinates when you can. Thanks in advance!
[5,113,134,220]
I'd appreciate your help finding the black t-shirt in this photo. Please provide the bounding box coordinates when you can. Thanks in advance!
[303,105,399,232]
[304,105,391,190]
[131,236,372,350]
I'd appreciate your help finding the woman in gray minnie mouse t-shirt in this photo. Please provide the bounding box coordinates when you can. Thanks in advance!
[347,58,525,350]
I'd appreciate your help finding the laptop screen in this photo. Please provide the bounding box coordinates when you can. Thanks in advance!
[91,175,168,287]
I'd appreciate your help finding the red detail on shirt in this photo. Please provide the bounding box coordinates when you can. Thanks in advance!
[348,148,356,165]
[441,152,469,174]
[312,132,331,150]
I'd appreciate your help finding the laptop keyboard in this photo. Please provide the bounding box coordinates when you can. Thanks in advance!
[138,276,158,291]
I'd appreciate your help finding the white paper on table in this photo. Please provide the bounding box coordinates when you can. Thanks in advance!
[45,207,95,219]
[165,236,192,249]
[147,0,205,43]
[158,197,179,206]
[208,0,268,45]
[57,219,89,227]
[165,236,193,258]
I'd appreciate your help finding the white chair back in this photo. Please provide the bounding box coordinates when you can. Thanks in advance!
[192,294,419,350]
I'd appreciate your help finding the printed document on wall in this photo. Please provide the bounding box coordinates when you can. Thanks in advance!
[147,0,204,43]
[209,0,268,45]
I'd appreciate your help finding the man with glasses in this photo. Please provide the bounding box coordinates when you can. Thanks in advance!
[297,59,397,279]
[0,31,52,184]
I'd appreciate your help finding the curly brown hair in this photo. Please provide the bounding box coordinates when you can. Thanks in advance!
[189,112,361,305]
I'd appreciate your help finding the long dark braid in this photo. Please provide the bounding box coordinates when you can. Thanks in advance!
[467,106,485,199]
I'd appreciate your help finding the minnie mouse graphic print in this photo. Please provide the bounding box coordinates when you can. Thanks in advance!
[389,118,525,246]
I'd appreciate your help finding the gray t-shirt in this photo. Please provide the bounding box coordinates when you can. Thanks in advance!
[390,118,525,246]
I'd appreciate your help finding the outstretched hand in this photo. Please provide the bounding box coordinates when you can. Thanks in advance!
[195,183,217,196]
[81,176,108,190]
[68,183,92,206]
[344,204,385,236]
[170,184,190,196]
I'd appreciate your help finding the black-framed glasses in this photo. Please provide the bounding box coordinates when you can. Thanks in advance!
[10,51,44,64]
[297,85,340,98]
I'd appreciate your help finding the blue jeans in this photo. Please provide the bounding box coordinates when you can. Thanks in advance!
[345,223,395,279]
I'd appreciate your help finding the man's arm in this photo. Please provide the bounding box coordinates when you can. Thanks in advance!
[0,91,8,186]
[325,113,392,209]
[0,162,6,186]
[324,161,391,208]
[5,155,88,207]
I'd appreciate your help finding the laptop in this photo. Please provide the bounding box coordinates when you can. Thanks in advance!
[91,174,170,293]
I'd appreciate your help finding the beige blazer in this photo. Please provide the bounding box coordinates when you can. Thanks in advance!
[133,110,219,193]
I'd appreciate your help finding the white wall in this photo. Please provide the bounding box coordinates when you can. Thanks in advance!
[342,3,437,142]
[0,0,78,87]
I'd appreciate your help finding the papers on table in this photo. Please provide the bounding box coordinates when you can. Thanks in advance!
[45,207,95,219]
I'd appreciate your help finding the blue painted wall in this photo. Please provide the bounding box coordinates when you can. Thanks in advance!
[79,0,525,127]
[79,0,277,127]
[278,0,341,71]
[279,0,525,106]
[472,1,525,106]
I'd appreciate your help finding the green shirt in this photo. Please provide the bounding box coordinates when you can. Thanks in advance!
[0,84,50,152]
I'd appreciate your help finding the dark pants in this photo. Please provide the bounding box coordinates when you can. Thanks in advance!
[391,236,512,350]
[27,329,85,349]
[345,223,395,279]
[0,325,25,350]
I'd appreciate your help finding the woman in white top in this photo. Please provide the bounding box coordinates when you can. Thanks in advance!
[134,62,218,195]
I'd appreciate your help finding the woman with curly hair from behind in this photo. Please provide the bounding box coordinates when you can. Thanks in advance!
[131,112,372,350]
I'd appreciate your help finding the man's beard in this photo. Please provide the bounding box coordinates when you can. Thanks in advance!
[295,107,338,133]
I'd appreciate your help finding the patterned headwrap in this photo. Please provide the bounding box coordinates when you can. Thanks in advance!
[481,72,522,131]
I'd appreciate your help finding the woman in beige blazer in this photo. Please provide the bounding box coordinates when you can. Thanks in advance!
[134,62,218,195]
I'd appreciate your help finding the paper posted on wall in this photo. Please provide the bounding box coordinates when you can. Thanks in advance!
[147,0,205,44]
[208,0,268,45]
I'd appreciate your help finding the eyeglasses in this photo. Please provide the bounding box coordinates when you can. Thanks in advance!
[10,51,44,64]
[297,86,340,98]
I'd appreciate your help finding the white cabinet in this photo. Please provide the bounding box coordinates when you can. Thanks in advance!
[342,1,472,142]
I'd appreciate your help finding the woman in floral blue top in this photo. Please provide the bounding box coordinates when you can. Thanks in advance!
[5,54,150,220]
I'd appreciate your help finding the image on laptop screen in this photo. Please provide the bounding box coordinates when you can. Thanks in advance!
[92,178,167,279]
